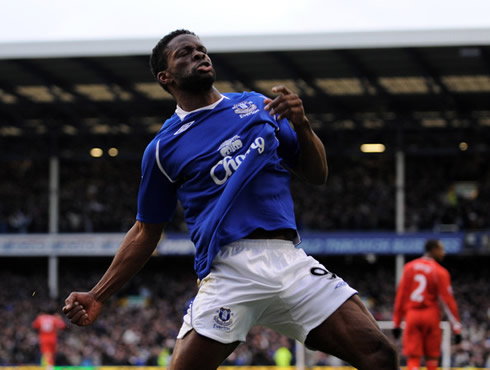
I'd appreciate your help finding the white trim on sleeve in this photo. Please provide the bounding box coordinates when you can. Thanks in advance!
[155,139,176,183]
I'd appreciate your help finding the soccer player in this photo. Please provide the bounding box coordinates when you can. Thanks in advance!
[62,29,399,370]
[392,239,462,370]
[32,306,66,366]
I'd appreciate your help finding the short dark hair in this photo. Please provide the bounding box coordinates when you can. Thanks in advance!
[149,29,197,91]
[424,239,440,253]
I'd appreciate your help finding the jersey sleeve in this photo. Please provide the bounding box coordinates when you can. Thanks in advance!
[275,117,300,168]
[136,140,178,223]
[437,267,462,334]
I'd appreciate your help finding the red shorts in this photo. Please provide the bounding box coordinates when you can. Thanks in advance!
[402,308,442,358]
[40,339,56,355]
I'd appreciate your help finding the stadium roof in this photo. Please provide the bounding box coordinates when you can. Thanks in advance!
[2,28,490,58]
[1,29,490,158]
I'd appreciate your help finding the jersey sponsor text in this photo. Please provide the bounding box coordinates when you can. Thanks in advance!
[210,136,265,185]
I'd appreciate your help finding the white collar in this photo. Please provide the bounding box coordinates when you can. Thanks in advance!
[175,95,226,120]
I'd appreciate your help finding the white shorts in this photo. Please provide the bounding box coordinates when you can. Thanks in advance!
[177,239,357,344]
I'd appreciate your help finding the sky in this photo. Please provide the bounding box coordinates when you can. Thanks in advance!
[2,0,490,43]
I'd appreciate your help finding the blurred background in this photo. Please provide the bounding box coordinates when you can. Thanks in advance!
[1,0,489,368]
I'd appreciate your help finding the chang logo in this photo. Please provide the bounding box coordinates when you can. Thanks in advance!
[233,100,259,118]
[210,136,265,185]
[218,135,243,157]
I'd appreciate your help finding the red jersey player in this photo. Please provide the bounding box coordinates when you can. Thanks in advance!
[32,307,66,366]
[392,239,462,370]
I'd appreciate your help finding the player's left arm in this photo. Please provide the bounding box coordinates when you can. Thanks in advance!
[437,267,462,334]
[264,85,327,185]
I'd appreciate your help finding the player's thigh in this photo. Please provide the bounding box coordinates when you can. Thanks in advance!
[402,313,424,357]
[40,340,56,355]
[169,329,240,370]
[304,294,392,365]
[423,319,442,358]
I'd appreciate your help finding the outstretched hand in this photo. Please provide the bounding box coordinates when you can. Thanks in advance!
[264,85,308,128]
[62,292,103,326]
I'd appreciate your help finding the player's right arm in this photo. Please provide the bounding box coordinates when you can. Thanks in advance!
[393,264,412,329]
[62,220,165,326]
[64,135,177,326]
[392,266,412,339]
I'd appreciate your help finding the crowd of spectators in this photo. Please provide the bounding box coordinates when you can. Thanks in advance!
[0,255,488,367]
[0,151,489,234]
[0,148,489,367]
[0,160,49,233]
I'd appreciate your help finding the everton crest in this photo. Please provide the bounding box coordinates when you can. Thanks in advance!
[213,307,234,328]
[233,100,259,118]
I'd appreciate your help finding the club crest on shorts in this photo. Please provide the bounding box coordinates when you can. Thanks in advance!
[213,307,234,331]
[233,100,259,118]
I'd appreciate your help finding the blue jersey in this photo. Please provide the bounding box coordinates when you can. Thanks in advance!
[137,91,300,279]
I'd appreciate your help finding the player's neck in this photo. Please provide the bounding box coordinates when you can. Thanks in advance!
[423,254,440,263]
[175,87,222,112]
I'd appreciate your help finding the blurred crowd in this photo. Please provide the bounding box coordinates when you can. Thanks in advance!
[292,152,490,232]
[0,255,488,367]
[0,150,489,367]
[0,151,489,234]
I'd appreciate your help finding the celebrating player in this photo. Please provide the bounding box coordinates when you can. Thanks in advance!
[393,239,462,370]
[62,29,399,370]
[32,306,66,366]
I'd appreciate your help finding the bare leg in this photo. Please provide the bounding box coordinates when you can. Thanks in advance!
[305,295,399,370]
[169,330,240,370]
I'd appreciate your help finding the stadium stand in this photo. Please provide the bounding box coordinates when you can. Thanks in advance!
[1,29,490,369]
[1,150,489,234]
[1,142,489,367]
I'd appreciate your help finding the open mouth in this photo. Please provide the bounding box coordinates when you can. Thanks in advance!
[196,62,212,72]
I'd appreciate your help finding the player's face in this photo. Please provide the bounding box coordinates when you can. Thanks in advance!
[163,34,216,93]
[434,242,446,262]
